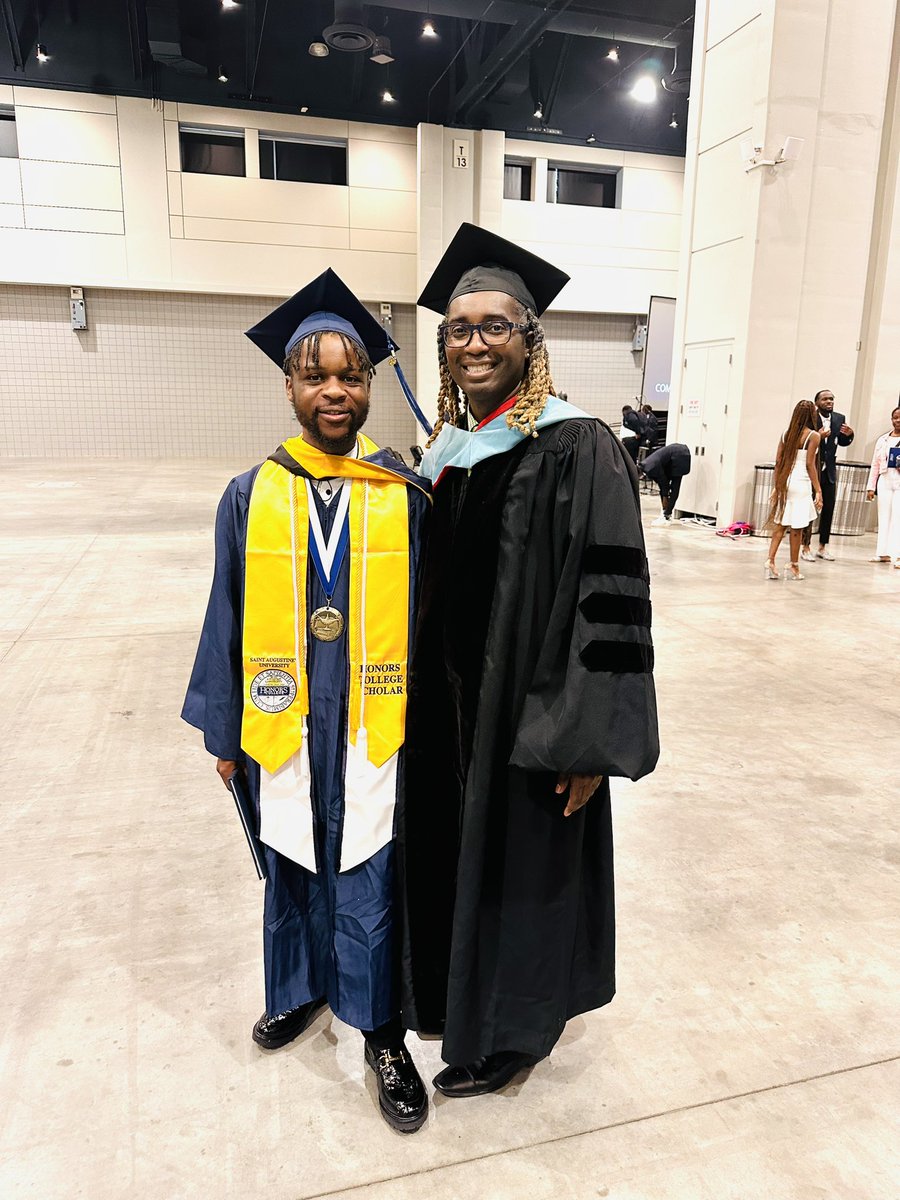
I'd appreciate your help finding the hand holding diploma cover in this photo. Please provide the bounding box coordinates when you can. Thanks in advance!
[227,770,267,881]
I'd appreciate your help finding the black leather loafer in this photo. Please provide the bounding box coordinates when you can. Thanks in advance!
[251,998,326,1049]
[433,1051,536,1097]
[364,1042,428,1133]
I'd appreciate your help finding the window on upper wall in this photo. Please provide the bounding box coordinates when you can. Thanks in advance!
[503,158,533,201]
[259,135,347,185]
[547,164,619,208]
[0,109,17,159]
[179,126,246,177]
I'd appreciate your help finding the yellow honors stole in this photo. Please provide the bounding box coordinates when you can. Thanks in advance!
[241,433,415,778]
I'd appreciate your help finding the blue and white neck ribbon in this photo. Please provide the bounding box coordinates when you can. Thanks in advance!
[305,477,352,600]
[387,336,433,438]
[420,395,595,483]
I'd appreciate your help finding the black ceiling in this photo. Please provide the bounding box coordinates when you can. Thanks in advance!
[0,2,694,155]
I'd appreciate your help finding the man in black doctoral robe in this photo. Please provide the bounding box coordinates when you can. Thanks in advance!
[398,224,660,1097]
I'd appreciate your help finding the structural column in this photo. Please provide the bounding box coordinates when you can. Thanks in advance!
[669,0,898,524]
[415,123,505,428]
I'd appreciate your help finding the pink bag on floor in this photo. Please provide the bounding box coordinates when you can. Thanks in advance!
[716,521,753,538]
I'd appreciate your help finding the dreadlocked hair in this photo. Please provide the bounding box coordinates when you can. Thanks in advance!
[427,306,556,446]
[507,309,556,438]
[283,330,375,381]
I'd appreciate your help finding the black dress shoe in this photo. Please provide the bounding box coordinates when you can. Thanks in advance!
[433,1051,536,1097]
[251,998,326,1049]
[364,1042,428,1133]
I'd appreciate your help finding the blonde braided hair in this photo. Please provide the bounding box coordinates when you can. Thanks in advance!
[427,306,556,447]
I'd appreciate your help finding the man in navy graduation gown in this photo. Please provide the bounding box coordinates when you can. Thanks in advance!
[398,225,660,1097]
[183,271,430,1133]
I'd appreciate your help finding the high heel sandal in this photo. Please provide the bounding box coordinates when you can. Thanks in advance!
[764,560,779,580]
[785,562,804,581]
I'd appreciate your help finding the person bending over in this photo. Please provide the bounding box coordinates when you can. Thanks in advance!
[639,442,691,526]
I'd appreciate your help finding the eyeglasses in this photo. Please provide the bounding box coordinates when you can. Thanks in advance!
[440,319,528,348]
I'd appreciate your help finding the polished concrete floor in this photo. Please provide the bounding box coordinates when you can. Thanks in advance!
[1,460,897,1200]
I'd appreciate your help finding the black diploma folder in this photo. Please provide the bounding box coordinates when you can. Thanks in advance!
[227,772,267,881]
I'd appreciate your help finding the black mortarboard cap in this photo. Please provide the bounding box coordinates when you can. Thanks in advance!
[245,268,393,369]
[417,222,570,316]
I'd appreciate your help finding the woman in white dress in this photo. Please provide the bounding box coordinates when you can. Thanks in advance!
[866,404,900,567]
[765,400,823,580]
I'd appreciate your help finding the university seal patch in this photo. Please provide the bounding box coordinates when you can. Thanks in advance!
[250,669,297,714]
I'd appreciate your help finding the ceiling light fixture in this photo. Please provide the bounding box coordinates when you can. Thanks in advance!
[308,41,329,58]
[533,100,544,120]
[669,112,678,128]
[300,105,309,114]
[370,36,394,64]
[217,66,228,83]
[35,43,50,63]
[586,132,597,144]
[382,89,395,103]
[606,44,619,62]
[221,0,239,9]
[630,76,657,103]
[422,21,437,38]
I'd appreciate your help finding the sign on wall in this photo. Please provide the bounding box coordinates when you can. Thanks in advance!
[453,140,470,169]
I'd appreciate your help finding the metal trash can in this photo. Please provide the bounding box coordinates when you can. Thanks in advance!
[830,461,870,535]
[750,464,775,536]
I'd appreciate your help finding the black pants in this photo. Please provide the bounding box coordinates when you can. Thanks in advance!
[658,472,683,515]
[802,473,836,546]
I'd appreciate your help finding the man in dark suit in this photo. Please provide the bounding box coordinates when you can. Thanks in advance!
[801,389,854,561]
[621,404,645,463]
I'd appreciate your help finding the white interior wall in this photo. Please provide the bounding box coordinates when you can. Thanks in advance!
[0,87,685,457]
[413,122,677,423]
[853,7,900,461]
[866,113,900,450]
[501,138,682,314]
[0,91,419,301]
[542,312,645,422]
[0,92,682,307]
[0,285,419,460]
[670,0,897,523]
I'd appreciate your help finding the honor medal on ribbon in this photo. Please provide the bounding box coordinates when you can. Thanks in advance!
[309,604,345,642]
[305,479,351,644]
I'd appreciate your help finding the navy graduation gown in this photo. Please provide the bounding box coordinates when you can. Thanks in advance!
[183,457,428,1029]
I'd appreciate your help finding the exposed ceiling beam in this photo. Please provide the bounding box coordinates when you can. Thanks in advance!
[363,0,686,47]
[461,17,486,79]
[126,0,149,81]
[349,46,364,106]
[0,0,24,72]
[541,34,571,126]
[245,0,258,95]
[448,0,575,123]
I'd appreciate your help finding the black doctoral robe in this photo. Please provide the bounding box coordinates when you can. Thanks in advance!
[398,417,659,1065]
